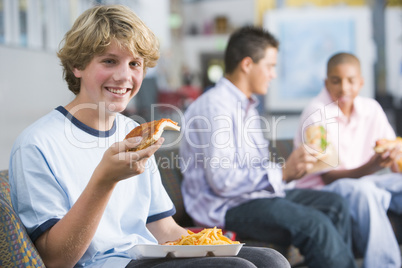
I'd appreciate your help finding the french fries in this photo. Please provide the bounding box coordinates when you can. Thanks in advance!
[173,227,239,245]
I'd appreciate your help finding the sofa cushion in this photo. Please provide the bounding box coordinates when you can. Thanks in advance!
[0,195,45,267]
[0,170,11,207]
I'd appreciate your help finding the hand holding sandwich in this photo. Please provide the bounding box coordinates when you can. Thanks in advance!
[320,137,402,185]
[93,136,165,187]
[93,119,180,187]
[282,146,318,182]
[373,137,402,172]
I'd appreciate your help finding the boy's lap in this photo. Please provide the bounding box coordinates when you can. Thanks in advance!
[322,177,393,202]
[226,194,337,229]
[364,173,402,193]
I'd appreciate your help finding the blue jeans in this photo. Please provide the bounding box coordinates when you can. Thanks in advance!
[126,246,290,267]
[225,189,356,268]
[323,173,402,268]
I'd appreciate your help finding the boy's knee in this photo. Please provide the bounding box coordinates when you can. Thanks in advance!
[259,248,291,268]
[296,209,335,232]
[240,247,290,268]
[222,258,257,268]
[322,190,349,211]
[329,179,381,200]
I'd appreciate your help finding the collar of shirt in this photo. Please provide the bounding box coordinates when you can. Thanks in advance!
[321,89,369,125]
[219,78,260,119]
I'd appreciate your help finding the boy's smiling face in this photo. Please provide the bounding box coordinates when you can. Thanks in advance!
[325,62,364,117]
[73,41,144,114]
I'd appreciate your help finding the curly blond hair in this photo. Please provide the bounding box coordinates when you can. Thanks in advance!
[57,5,160,95]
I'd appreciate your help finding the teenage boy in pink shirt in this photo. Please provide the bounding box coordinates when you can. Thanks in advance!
[294,52,402,268]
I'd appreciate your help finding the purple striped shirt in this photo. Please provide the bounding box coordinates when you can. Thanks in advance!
[179,78,285,228]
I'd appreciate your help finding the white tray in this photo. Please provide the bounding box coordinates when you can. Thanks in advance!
[128,244,244,259]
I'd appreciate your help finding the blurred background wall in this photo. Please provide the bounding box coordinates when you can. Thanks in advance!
[0,0,401,169]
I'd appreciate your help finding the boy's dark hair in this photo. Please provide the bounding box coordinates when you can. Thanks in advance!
[327,52,361,75]
[224,26,279,74]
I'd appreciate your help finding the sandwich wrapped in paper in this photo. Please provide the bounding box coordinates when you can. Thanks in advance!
[304,125,338,174]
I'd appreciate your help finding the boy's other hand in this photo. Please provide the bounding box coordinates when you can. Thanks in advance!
[381,144,402,172]
[282,146,318,182]
[367,144,402,173]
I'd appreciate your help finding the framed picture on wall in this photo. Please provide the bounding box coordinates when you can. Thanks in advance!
[263,7,375,112]
[385,7,402,101]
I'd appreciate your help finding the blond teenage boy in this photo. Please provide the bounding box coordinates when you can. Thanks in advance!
[9,5,289,268]
[294,52,402,268]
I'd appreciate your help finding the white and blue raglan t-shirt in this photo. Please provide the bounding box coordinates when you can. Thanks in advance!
[9,106,176,267]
